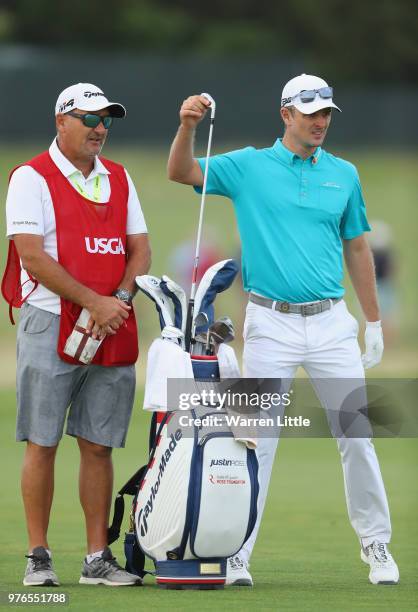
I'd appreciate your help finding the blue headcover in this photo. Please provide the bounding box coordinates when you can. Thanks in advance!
[193,259,239,333]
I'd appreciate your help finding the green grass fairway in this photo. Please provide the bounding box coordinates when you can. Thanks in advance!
[0,145,417,609]
[0,389,417,611]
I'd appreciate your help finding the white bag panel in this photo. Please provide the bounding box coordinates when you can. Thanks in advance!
[192,437,252,558]
[135,423,195,560]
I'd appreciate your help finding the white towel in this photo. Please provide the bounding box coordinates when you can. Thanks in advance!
[143,338,194,412]
[217,344,257,449]
[143,339,257,448]
[217,343,241,378]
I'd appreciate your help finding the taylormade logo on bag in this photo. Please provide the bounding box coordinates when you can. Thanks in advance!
[85,237,125,255]
[137,429,183,537]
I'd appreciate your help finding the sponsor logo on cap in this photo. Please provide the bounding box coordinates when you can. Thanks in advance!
[58,99,74,113]
[84,91,106,99]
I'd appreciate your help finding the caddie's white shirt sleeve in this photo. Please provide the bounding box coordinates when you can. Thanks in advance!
[6,166,48,237]
[125,169,148,235]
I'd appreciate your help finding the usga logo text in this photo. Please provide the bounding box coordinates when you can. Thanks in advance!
[85,237,125,255]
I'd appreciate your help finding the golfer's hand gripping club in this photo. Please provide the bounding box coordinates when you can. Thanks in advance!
[200,92,216,119]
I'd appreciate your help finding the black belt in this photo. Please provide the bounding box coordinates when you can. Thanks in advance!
[249,293,341,316]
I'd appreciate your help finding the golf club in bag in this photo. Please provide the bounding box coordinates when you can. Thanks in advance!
[107,95,259,589]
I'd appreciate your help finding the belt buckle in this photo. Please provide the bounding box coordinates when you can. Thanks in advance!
[301,303,313,317]
[279,302,290,313]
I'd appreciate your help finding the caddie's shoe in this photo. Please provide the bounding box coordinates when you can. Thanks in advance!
[226,554,253,586]
[361,541,399,585]
[79,547,142,586]
[23,546,60,586]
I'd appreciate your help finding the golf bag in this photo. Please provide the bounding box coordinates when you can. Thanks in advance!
[108,261,259,589]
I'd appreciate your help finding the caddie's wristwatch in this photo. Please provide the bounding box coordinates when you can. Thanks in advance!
[112,288,133,304]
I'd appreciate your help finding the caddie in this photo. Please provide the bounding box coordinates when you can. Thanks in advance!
[2,83,151,586]
[167,74,399,586]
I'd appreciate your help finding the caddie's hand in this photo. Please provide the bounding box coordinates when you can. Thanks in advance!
[362,321,384,369]
[87,296,131,339]
[95,325,118,341]
[180,95,211,129]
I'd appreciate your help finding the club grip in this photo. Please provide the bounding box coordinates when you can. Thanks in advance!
[184,300,195,353]
[200,92,216,118]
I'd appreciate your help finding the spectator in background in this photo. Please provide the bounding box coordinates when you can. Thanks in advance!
[368,220,398,345]
[168,226,225,293]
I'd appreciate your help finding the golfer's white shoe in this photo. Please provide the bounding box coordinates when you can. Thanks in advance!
[361,541,399,585]
[225,554,253,586]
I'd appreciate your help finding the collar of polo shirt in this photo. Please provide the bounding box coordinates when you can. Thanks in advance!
[272,138,321,166]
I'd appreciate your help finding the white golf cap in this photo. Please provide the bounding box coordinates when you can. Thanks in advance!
[281,73,341,114]
[55,83,126,117]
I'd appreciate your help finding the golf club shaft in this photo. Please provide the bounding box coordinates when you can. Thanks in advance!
[184,94,216,352]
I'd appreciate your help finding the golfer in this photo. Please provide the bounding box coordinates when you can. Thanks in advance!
[167,74,399,586]
[3,83,150,586]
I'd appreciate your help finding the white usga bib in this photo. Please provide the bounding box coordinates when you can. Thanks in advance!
[134,410,258,575]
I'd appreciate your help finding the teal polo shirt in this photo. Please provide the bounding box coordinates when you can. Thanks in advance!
[195,139,370,302]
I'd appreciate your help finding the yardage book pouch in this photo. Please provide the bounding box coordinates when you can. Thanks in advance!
[108,410,259,588]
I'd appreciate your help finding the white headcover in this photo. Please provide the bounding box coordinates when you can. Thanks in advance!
[135,275,175,328]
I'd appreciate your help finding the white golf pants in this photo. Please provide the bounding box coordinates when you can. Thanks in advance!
[240,299,391,563]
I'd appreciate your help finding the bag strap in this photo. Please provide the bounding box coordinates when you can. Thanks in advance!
[107,464,148,545]
[107,412,168,544]
[123,532,150,578]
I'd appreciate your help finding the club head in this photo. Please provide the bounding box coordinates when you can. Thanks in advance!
[208,316,235,344]
[191,311,209,350]
[191,332,214,356]
[193,311,209,333]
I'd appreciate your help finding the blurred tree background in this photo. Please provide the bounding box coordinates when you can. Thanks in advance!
[0,0,417,83]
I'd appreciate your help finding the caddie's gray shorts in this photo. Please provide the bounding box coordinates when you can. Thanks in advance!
[16,303,136,448]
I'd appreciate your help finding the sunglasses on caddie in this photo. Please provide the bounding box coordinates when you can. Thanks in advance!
[67,111,113,129]
[282,86,333,106]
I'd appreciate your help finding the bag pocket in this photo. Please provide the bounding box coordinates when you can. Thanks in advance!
[190,433,258,558]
